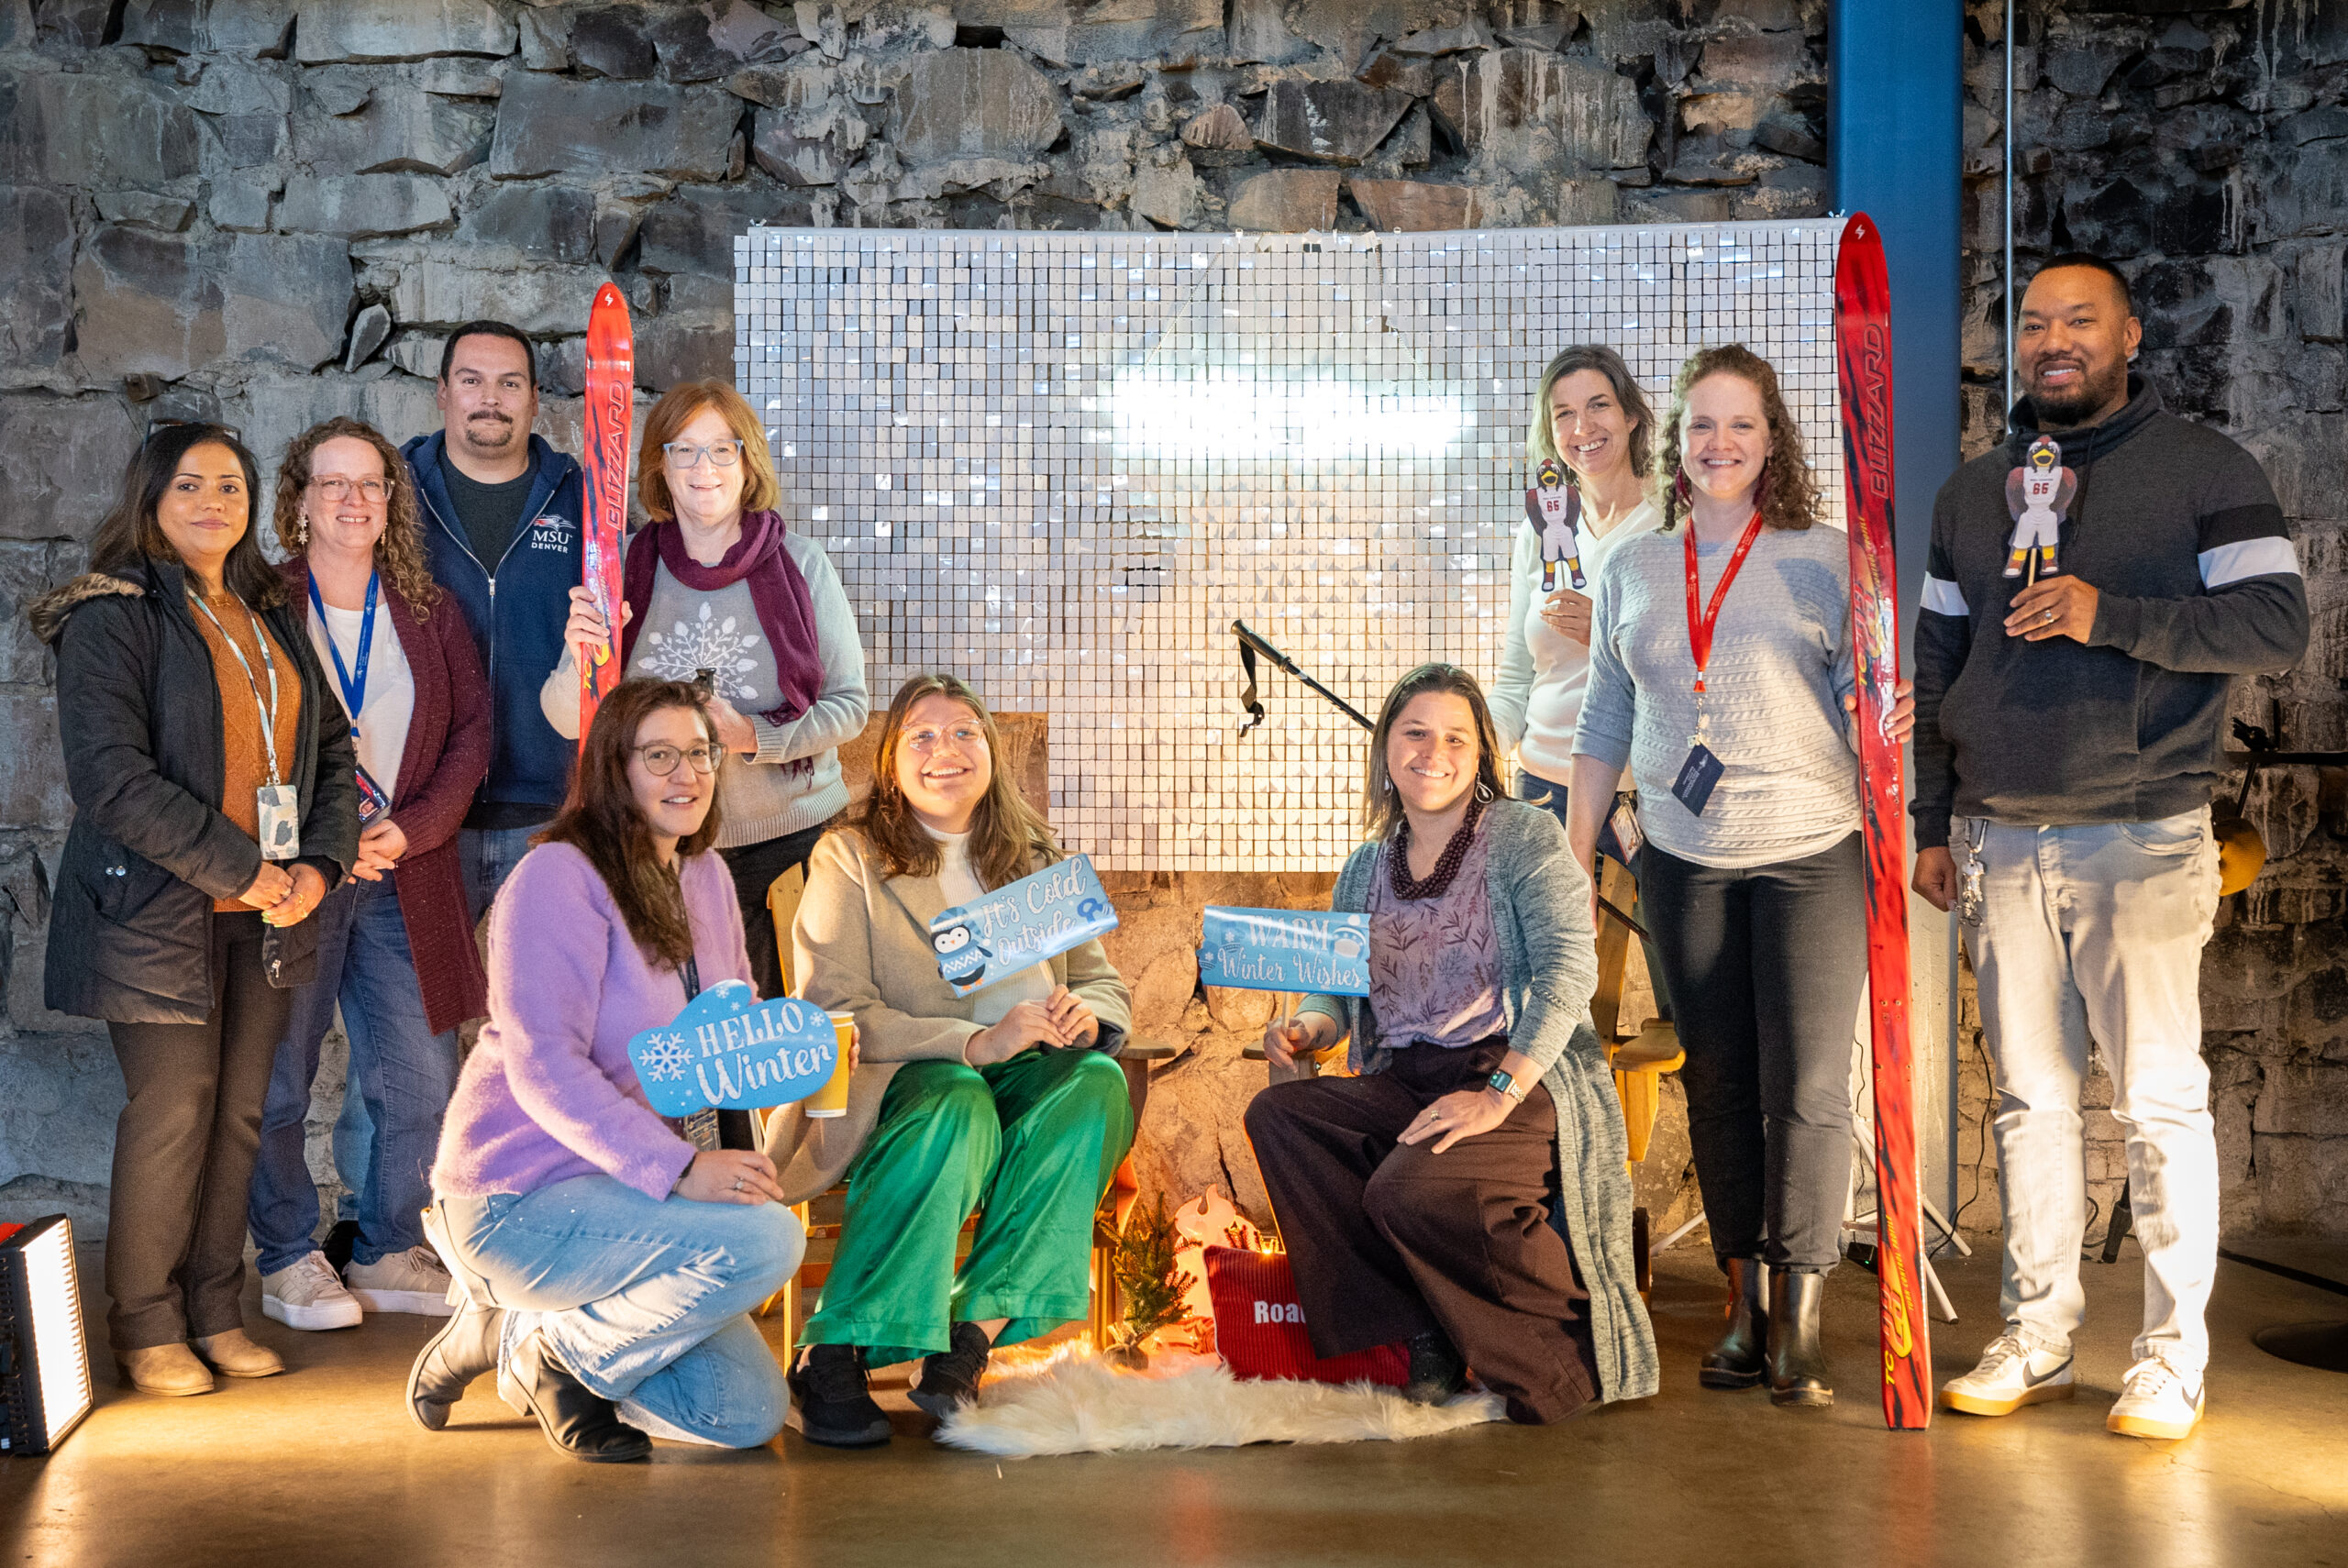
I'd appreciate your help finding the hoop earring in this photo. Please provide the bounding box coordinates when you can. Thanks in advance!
[1383,777,1395,795]
[1474,780,1495,803]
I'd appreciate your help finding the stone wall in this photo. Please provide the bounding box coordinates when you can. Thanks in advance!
[1950,0,2348,1240]
[0,0,1830,1234]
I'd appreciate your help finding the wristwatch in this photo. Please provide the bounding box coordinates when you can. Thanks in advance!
[1487,1068,1527,1104]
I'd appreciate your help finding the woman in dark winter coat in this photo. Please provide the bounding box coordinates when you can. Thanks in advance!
[31,422,359,1397]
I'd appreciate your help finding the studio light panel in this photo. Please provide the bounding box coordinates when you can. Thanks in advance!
[736,218,1846,870]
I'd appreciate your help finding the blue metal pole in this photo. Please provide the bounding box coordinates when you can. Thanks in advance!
[1830,1,1965,1220]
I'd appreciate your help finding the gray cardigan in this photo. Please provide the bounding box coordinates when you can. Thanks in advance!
[1280,799,1660,1406]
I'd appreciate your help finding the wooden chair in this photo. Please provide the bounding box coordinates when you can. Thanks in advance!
[1589,854,1683,1296]
[756,858,1172,1367]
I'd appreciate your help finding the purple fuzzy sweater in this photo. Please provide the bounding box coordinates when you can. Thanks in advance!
[431,842,753,1202]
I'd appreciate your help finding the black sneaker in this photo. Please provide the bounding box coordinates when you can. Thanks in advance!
[908,1320,991,1419]
[787,1344,892,1448]
[1402,1329,1468,1406]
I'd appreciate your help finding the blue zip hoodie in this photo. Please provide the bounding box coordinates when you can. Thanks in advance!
[403,430,585,826]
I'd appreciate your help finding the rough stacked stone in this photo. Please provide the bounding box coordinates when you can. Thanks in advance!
[1954,0,2348,1240]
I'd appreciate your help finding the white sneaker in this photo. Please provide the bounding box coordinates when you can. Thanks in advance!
[346,1245,458,1318]
[261,1252,364,1331]
[2107,1356,2204,1441]
[1938,1331,2076,1417]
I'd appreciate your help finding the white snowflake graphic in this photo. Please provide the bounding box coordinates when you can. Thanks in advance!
[637,1032,693,1083]
[641,602,760,702]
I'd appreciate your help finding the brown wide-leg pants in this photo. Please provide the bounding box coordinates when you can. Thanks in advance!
[1243,1039,1601,1424]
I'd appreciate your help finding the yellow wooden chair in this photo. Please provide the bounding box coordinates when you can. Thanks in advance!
[1589,855,1683,1295]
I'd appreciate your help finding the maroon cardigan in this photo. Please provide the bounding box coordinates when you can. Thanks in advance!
[281,559,491,1032]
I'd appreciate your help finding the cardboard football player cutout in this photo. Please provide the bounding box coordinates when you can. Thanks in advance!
[2004,436,2077,580]
[1525,457,1586,591]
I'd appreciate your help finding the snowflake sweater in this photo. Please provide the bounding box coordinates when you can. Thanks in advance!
[543,528,869,849]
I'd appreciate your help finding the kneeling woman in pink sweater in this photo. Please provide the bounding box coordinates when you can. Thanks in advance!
[415,679,804,1462]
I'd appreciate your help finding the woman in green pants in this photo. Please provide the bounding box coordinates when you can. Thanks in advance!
[766,673,1134,1447]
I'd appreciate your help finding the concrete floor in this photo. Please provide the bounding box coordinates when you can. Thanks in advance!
[4,1241,2342,1568]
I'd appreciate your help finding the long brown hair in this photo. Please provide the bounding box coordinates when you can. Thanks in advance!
[637,379,781,523]
[1525,344,1656,480]
[537,679,725,966]
[1651,344,1822,535]
[89,422,284,606]
[1361,663,1508,841]
[273,416,439,617]
[850,673,1059,890]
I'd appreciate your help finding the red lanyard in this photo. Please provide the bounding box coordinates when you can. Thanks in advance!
[1683,509,1767,698]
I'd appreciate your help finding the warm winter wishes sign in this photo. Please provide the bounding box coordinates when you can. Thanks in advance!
[1196,908,1372,996]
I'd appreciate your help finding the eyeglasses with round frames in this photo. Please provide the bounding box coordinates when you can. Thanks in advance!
[633,743,721,777]
[309,476,393,503]
[662,440,745,469]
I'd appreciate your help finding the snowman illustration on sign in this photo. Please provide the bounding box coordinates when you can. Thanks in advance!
[1526,457,1585,592]
[930,912,993,988]
[2003,436,2077,580]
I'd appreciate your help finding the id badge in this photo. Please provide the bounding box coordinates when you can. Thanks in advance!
[1606,796,1645,861]
[255,784,301,861]
[681,1108,721,1152]
[354,763,390,828]
[1959,827,1988,928]
[1671,745,1725,816]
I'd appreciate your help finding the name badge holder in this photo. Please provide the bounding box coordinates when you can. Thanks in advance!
[309,573,390,827]
[191,590,300,860]
[1673,509,1767,818]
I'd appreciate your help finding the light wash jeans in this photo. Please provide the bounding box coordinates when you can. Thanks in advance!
[1958,807,2221,1374]
[459,823,542,926]
[249,872,460,1274]
[437,1176,803,1448]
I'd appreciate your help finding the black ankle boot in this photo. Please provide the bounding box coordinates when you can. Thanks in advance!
[503,1330,653,1462]
[1401,1329,1468,1406]
[1767,1269,1833,1408]
[909,1320,992,1419]
[407,1299,504,1431]
[1699,1256,1767,1390]
[788,1343,893,1447]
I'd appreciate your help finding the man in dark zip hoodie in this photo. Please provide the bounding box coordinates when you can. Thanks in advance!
[402,321,588,923]
[1911,255,2308,1442]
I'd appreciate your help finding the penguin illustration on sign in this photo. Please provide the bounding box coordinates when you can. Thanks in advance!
[2004,436,2077,580]
[929,914,993,988]
[1525,457,1585,591]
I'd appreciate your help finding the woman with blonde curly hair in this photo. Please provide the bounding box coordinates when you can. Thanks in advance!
[1566,346,1912,1410]
[249,416,495,1338]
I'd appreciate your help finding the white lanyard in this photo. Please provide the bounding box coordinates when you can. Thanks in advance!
[189,591,285,787]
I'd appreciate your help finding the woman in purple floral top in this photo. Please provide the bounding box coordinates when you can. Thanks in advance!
[1245,664,1658,1423]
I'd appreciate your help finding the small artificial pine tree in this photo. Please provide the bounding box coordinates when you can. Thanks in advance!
[1110,1193,1195,1360]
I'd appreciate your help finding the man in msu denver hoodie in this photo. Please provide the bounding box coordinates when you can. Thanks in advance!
[401,321,587,923]
[1911,255,2307,1443]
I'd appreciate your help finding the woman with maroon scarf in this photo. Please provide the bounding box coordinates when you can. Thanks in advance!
[546,380,868,1023]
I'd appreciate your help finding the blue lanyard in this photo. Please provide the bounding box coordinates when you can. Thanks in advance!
[307,571,377,741]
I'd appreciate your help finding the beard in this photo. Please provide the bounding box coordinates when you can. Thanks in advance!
[2026,355,2129,426]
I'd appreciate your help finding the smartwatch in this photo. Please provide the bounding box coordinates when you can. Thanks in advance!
[1487,1068,1527,1103]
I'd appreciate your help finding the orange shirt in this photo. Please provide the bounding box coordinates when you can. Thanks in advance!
[188,590,304,911]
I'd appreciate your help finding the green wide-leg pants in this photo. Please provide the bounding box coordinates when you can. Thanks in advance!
[801,1046,1135,1368]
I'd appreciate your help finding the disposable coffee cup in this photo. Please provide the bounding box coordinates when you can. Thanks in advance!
[805,1012,856,1119]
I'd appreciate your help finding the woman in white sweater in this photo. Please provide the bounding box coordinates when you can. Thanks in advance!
[1488,346,1671,1030]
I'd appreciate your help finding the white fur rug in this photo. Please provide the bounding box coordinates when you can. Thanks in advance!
[935,1343,1505,1458]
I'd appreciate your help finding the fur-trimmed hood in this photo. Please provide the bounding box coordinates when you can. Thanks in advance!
[28,571,144,646]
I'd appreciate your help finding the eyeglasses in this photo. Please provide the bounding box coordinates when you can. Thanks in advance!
[143,416,244,444]
[903,724,987,755]
[634,743,721,777]
[663,440,745,469]
[309,476,393,503]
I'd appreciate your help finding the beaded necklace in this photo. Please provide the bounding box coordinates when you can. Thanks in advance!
[1388,797,1487,902]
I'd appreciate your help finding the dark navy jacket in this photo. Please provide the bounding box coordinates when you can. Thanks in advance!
[403,431,585,824]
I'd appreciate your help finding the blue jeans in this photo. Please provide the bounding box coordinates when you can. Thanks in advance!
[460,823,541,926]
[437,1176,803,1448]
[249,872,462,1274]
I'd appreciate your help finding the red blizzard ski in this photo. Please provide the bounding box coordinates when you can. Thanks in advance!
[1835,214,1932,1430]
[579,283,635,746]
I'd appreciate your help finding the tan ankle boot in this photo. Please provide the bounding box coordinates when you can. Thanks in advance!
[192,1328,285,1379]
[118,1342,215,1397]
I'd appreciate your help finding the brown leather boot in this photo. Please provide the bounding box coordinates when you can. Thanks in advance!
[192,1328,286,1378]
[117,1342,215,1397]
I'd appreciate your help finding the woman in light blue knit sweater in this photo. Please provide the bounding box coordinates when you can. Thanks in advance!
[1567,345,1911,1412]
